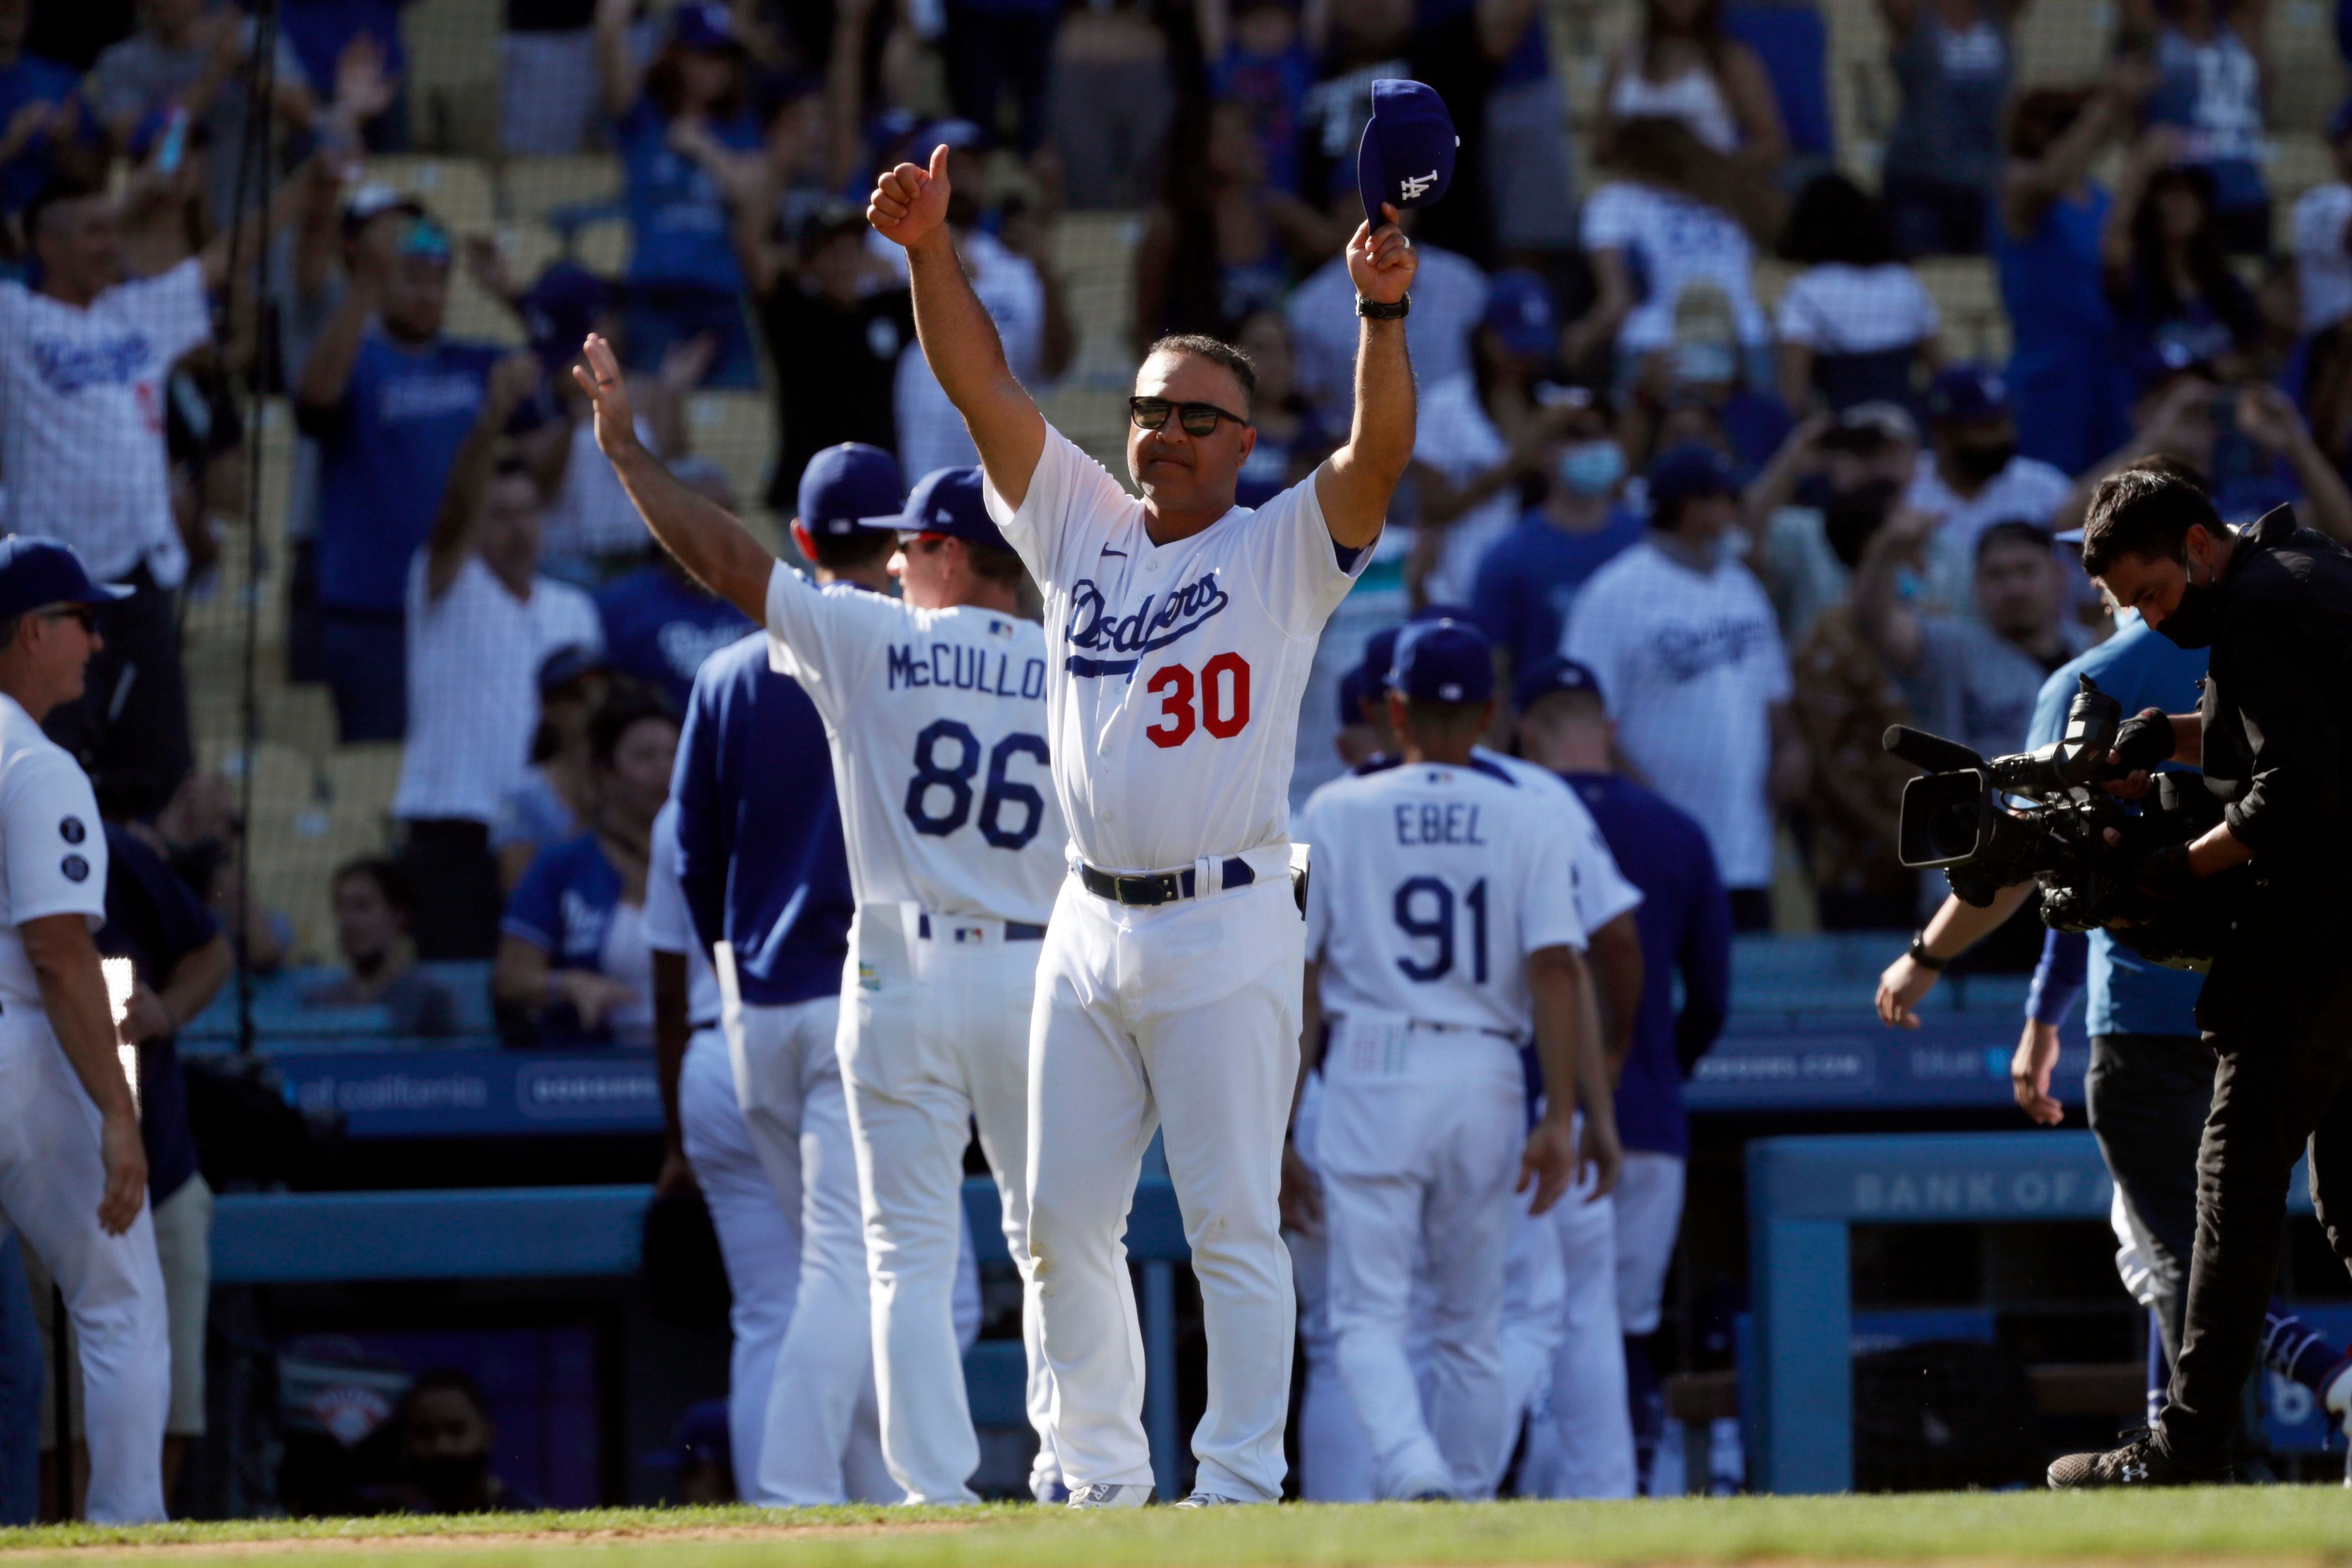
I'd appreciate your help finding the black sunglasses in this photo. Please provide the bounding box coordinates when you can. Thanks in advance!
[40,606,100,632]
[1129,396,1249,438]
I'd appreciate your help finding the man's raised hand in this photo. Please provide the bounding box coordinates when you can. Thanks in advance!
[572,333,641,461]
[868,143,952,252]
[1346,201,1418,306]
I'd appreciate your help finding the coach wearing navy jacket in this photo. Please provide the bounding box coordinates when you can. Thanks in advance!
[1515,655,1731,1496]
[669,442,890,1508]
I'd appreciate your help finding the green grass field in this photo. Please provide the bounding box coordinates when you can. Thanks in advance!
[3,1492,2352,1566]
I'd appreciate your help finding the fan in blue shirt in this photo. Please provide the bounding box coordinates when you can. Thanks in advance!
[498,690,681,1048]
[599,1,764,387]
[0,30,86,217]
[294,211,523,740]
[1470,391,1643,691]
[595,552,752,712]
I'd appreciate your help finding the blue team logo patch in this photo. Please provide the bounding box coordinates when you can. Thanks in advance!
[60,854,87,882]
[59,816,84,844]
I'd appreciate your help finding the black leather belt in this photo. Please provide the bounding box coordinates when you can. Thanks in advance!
[1079,857,1256,907]
[917,914,1046,941]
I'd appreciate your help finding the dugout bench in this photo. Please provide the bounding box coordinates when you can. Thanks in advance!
[210,1178,1195,1501]
[1743,1130,2319,1493]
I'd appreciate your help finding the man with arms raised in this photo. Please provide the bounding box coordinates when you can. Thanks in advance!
[852,88,1426,1506]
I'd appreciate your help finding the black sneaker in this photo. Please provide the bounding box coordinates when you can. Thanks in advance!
[2047,1430,2227,1490]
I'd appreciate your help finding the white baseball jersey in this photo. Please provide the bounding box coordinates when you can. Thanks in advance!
[1473,748,1644,936]
[763,562,1064,924]
[644,800,722,1023]
[982,425,1367,872]
[1300,759,1588,1038]
[0,693,108,1005]
[0,260,210,585]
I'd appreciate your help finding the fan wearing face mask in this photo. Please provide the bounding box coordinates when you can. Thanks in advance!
[1903,366,2073,616]
[1467,384,1646,697]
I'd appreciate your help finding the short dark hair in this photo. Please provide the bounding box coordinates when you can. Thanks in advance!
[1974,518,2055,564]
[333,855,414,916]
[1144,333,1257,411]
[2079,466,2223,577]
[1782,173,1897,267]
[400,1367,492,1426]
[23,176,104,247]
[1401,697,1489,736]
[589,684,679,769]
[965,540,1026,588]
[806,526,893,572]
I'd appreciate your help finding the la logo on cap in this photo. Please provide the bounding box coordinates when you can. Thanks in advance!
[1401,170,1440,200]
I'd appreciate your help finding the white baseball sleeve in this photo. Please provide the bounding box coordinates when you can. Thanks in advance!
[3,754,109,931]
[763,559,903,722]
[981,424,1132,589]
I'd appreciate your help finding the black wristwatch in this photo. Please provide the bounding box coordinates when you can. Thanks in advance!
[1906,932,1949,971]
[1356,294,1411,320]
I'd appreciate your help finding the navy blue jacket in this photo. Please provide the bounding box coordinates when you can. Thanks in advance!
[1560,772,1732,1158]
[672,632,855,1006]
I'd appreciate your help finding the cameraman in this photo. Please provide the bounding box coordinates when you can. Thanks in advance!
[2042,474,2352,1487]
[1874,603,2209,1371]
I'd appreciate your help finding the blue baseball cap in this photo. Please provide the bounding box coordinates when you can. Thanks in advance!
[0,537,131,622]
[1645,443,1738,515]
[519,262,615,372]
[797,443,905,537]
[1483,270,1558,359]
[1387,617,1493,705]
[674,1398,732,1472]
[1357,79,1457,226]
[885,466,1015,554]
[1336,663,1376,728]
[670,0,741,52]
[1513,654,1606,715]
[1925,365,2009,425]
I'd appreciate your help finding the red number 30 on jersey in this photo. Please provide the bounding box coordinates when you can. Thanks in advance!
[1145,653,1251,749]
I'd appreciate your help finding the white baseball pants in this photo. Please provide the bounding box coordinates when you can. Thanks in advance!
[1612,1152,1686,1336]
[1282,1072,1375,1502]
[840,904,1057,1505]
[682,1027,801,1499]
[1027,872,1302,1502]
[1320,1018,1525,1499]
[1516,1135,1634,1500]
[723,975,877,1506]
[0,1011,168,1522]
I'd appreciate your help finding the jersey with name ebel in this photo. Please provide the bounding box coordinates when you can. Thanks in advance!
[1300,758,1588,1038]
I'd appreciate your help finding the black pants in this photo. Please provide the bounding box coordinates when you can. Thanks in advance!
[2158,928,2352,1465]
[397,818,503,961]
[42,577,191,819]
[2085,1032,2214,1371]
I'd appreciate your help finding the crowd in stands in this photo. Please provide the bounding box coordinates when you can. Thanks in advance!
[2,0,2352,1057]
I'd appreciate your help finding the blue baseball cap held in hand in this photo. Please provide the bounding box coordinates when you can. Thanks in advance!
[885,467,1017,555]
[1357,79,1457,227]
[1388,617,1493,706]
[0,537,132,623]
[798,443,906,537]
[1512,654,1606,716]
